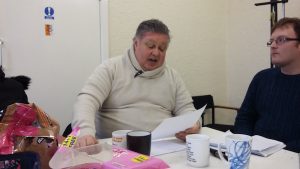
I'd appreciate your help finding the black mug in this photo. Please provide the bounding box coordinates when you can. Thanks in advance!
[127,130,151,155]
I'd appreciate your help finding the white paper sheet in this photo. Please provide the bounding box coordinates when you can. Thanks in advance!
[151,138,186,156]
[210,131,286,157]
[151,105,206,140]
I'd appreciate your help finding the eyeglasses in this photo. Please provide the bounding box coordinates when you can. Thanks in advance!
[267,36,300,47]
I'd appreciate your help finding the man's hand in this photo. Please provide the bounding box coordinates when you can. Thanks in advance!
[75,135,98,148]
[175,121,201,141]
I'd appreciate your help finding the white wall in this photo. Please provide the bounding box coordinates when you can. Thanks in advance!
[108,0,300,125]
[108,0,228,106]
[2,0,299,132]
[226,0,300,108]
[224,0,300,124]
[0,0,101,133]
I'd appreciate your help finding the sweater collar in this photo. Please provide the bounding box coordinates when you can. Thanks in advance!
[127,46,165,78]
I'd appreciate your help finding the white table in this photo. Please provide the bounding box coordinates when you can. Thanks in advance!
[86,127,299,169]
[154,127,299,169]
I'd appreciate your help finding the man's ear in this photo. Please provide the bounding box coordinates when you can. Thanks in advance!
[133,38,138,47]
[297,42,300,50]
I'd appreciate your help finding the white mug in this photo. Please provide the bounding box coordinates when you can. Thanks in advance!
[218,134,252,169]
[186,134,210,167]
[112,130,131,148]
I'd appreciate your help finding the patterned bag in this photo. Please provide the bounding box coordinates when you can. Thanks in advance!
[0,151,41,169]
[0,103,60,169]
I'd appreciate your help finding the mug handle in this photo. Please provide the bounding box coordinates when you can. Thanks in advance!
[217,143,229,165]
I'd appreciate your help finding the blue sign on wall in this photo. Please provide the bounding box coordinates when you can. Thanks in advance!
[44,7,54,20]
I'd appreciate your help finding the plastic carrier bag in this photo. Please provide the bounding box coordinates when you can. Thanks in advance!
[0,151,41,169]
[0,103,60,169]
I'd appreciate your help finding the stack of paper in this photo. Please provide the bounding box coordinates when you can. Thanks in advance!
[151,105,206,140]
[210,131,286,157]
[150,106,206,156]
[250,135,286,157]
[151,138,186,156]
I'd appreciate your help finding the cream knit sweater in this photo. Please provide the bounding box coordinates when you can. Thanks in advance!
[72,46,195,138]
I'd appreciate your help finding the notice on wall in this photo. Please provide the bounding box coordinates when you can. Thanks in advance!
[45,24,53,36]
[44,7,54,20]
[44,6,54,36]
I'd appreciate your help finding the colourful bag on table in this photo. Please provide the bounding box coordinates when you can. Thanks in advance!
[0,151,41,169]
[0,103,60,169]
[103,148,169,169]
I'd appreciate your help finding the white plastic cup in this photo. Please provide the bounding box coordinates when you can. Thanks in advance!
[186,134,210,167]
[218,134,252,169]
[112,130,131,148]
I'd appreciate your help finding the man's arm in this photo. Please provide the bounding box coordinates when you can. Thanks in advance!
[171,69,201,141]
[172,69,196,115]
[72,62,113,139]
[285,140,300,153]
[234,75,260,135]
[234,109,256,136]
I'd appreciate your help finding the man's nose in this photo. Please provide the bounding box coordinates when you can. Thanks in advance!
[152,48,160,56]
[270,41,278,48]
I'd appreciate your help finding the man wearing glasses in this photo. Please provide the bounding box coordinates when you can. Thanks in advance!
[234,17,300,153]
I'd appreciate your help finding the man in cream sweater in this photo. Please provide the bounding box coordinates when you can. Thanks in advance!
[72,19,200,147]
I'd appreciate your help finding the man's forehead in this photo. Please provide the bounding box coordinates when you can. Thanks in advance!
[140,32,169,40]
[273,24,294,33]
[272,24,296,36]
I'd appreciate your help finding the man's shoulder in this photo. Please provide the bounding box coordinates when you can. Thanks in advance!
[255,68,279,78]
[249,68,279,85]
[104,55,123,65]
[96,55,125,72]
[163,66,189,87]
[164,65,177,73]
[164,65,181,78]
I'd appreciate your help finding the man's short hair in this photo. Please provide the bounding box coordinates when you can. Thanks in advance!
[271,17,300,39]
[134,19,170,40]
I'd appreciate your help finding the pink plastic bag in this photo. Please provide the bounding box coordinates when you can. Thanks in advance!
[0,103,59,169]
[64,163,103,169]
[103,148,169,169]
[0,104,40,154]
